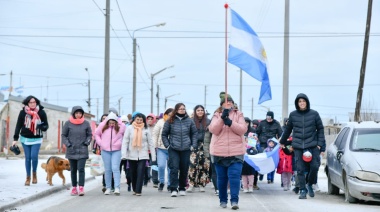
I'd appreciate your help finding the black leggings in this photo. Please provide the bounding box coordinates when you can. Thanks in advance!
[69,158,86,187]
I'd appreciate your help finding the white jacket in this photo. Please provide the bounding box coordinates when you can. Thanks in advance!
[122,125,156,161]
[152,119,166,149]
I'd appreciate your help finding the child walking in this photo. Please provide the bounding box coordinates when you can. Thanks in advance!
[264,139,277,183]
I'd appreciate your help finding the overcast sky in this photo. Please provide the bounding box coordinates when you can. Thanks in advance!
[0,0,379,123]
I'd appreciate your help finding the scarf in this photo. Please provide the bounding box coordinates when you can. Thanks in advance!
[24,105,41,135]
[132,122,145,149]
[69,116,85,125]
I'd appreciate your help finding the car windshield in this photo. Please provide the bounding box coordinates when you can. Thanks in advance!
[351,128,380,151]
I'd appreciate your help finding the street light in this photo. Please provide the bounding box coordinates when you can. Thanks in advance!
[85,68,91,114]
[164,93,180,110]
[132,22,166,112]
[150,65,174,113]
[156,76,175,114]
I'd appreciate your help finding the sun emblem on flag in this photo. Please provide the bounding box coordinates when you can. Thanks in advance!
[261,47,267,61]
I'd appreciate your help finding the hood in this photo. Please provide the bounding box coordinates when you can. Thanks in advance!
[351,152,380,174]
[71,106,84,116]
[294,93,310,111]
[251,119,260,126]
[147,113,157,123]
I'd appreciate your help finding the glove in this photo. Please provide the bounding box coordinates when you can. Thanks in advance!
[223,118,232,127]
[221,108,229,119]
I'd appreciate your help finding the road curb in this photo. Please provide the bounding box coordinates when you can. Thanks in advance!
[0,176,95,212]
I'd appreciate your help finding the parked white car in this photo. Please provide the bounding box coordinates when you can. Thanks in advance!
[325,121,380,203]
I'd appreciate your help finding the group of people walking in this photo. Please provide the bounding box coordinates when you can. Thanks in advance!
[11,91,326,210]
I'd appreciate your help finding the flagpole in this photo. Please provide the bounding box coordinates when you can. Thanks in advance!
[224,3,229,106]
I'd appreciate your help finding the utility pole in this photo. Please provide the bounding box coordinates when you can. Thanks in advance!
[355,0,373,122]
[251,97,254,119]
[282,0,290,124]
[156,84,160,115]
[85,68,91,114]
[204,85,207,109]
[118,97,123,116]
[103,0,111,114]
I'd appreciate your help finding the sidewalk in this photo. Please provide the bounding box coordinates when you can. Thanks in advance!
[0,154,95,212]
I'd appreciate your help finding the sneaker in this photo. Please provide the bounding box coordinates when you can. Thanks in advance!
[70,187,78,196]
[214,190,219,196]
[102,187,106,193]
[283,187,289,191]
[248,188,253,193]
[299,189,307,199]
[267,180,271,184]
[171,191,178,197]
[253,185,260,190]
[231,202,239,210]
[199,186,205,192]
[114,188,120,196]
[153,183,159,188]
[158,183,164,191]
[312,183,320,192]
[104,188,111,195]
[78,186,84,196]
[220,202,227,208]
[179,190,186,196]
[307,184,315,197]
[186,185,194,192]
[135,193,141,196]
[293,187,299,194]
[243,189,248,193]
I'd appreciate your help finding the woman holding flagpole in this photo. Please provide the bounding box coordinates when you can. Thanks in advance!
[209,92,246,210]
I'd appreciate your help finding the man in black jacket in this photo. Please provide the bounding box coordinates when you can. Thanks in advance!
[280,93,325,200]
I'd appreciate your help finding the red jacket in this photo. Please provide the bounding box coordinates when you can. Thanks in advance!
[209,108,246,157]
[277,148,293,174]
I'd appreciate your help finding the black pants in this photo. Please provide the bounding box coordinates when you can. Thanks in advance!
[168,148,191,192]
[294,147,320,190]
[69,158,86,187]
[209,161,218,190]
[129,159,147,193]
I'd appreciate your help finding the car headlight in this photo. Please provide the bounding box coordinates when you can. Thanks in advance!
[354,170,380,182]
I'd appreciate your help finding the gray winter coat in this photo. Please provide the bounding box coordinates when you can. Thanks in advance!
[62,106,92,160]
[161,114,197,151]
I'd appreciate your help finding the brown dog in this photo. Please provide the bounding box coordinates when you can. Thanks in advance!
[41,156,70,186]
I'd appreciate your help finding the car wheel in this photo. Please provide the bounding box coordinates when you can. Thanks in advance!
[344,175,358,203]
[327,172,339,195]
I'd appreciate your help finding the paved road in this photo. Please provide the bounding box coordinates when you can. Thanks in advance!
[11,168,380,212]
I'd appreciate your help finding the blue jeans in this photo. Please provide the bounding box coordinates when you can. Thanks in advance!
[157,148,170,186]
[267,171,275,181]
[215,162,243,204]
[22,143,41,176]
[102,150,121,189]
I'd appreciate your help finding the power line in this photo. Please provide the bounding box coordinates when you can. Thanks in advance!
[115,0,133,40]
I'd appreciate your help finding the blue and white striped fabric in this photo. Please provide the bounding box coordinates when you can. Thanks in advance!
[228,9,272,104]
[244,138,280,174]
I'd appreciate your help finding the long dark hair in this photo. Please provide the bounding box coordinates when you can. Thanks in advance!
[168,103,187,124]
[193,105,207,129]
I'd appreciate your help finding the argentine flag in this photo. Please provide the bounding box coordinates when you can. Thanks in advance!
[228,9,272,104]
[244,138,280,174]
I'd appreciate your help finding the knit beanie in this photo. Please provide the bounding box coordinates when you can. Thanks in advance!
[219,91,234,106]
[266,111,274,119]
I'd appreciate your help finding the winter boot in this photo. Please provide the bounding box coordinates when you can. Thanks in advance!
[25,176,31,186]
[32,172,37,184]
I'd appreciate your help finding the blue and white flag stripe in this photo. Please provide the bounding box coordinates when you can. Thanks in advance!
[228,9,272,104]
[244,138,280,174]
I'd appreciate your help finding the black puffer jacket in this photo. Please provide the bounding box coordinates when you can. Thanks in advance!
[280,93,325,150]
[162,114,198,151]
[256,119,282,145]
[13,105,49,141]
